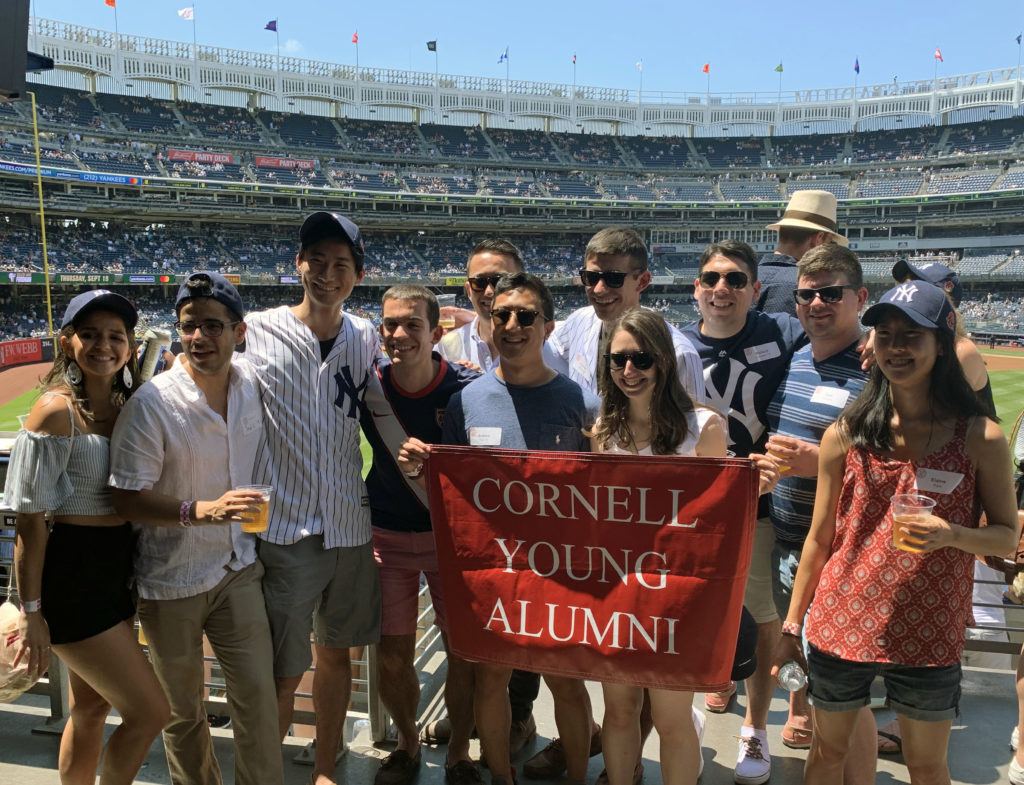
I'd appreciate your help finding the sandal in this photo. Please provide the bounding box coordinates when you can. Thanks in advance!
[877,720,902,756]
[781,723,813,749]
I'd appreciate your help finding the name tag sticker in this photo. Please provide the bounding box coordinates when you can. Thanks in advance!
[914,468,964,495]
[744,341,782,365]
[469,426,502,446]
[810,386,850,408]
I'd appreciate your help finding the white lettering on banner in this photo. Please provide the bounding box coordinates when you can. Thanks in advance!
[484,598,679,654]
[491,538,669,589]
[494,538,525,572]
[471,478,696,526]
[702,358,764,447]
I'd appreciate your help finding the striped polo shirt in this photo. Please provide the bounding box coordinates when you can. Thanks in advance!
[245,305,379,549]
[766,339,866,545]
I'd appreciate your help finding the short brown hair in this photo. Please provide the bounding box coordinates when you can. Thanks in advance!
[584,228,648,272]
[492,272,555,321]
[381,285,440,329]
[778,225,824,246]
[467,238,524,271]
[699,240,759,280]
[797,244,863,288]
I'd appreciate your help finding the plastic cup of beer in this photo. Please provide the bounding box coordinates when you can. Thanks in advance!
[891,493,936,553]
[437,294,457,330]
[237,484,273,534]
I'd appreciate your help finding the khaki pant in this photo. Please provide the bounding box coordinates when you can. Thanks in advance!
[138,562,283,785]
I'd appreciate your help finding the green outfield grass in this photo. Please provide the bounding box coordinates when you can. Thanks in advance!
[992,370,1024,439]
[0,389,38,432]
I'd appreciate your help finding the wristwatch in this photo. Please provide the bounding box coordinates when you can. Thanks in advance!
[22,598,41,613]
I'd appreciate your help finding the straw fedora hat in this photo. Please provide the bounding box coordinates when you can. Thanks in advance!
[766,190,848,247]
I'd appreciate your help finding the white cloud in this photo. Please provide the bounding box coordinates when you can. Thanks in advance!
[283,39,304,53]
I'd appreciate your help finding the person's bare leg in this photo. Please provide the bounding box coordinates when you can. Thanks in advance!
[600,683,643,785]
[58,670,111,785]
[803,706,861,785]
[543,675,591,782]
[474,664,513,779]
[743,619,781,730]
[54,623,170,785]
[842,707,877,785]
[275,675,302,741]
[377,634,420,755]
[312,645,352,785]
[898,714,953,785]
[440,634,475,766]
[649,689,699,785]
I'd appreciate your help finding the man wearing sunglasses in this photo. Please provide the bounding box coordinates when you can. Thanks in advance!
[764,245,871,775]
[757,190,849,317]
[683,240,805,785]
[109,272,283,785]
[400,273,599,785]
[549,228,703,401]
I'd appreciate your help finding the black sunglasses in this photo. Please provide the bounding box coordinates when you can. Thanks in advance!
[491,307,545,327]
[580,269,635,289]
[793,285,857,306]
[605,351,655,371]
[699,270,749,289]
[467,274,503,293]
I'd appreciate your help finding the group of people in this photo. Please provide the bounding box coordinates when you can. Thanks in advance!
[3,188,1021,785]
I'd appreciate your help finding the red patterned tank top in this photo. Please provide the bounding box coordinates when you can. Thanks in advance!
[805,419,980,666]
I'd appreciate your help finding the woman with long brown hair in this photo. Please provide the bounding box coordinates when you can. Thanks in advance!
[4,290,168,784]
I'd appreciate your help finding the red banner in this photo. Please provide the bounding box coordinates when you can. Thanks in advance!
[166,149,235,164]
[0,338,42,370]
[428,446,758,692]
[254,155,315,170]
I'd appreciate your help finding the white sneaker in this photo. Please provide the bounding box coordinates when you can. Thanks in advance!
[1010,755,1024,785]
[692,707,706,779]
[734,726,771,785]
[1013,725,1020,751]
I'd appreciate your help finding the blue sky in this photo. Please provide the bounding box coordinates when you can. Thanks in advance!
[29,0,1024,96]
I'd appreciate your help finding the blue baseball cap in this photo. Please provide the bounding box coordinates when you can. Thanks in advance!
[175,272,245,319]
[891,258,962,307]
[862,281,956,335]
[61,289,138,331]
[299,211,365,261]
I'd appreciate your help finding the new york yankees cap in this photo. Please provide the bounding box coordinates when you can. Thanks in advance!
[61,289,138,331]
[862,280,956,335]
[175,271,245,319]
[891,258,962,307]
[299,211,365,261]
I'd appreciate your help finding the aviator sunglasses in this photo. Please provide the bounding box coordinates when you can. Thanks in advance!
[698,270,749,289]
[491,307,545,327]
[605,351,656,371]
[792,285,857,306]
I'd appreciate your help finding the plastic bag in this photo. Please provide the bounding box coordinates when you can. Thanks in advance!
[0,601,40,702]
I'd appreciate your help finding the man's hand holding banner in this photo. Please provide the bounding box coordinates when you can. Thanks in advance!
[428,446,758,692]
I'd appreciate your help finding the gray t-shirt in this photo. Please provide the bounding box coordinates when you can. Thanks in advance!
[442,369,598,452]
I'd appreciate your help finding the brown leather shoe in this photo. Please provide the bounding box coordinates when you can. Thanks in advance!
[522,728,601,779]
[445,760,484,785]
[509,714,537,758]
[374,750,422,785]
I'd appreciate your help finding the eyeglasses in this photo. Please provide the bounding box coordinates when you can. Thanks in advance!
[793,285,857,306]
[579,269,635,289]
[699,270,749,289]
[175,320,238,338]
[467,274,504,293]
[491,308,545,327]
[605,351,655,371]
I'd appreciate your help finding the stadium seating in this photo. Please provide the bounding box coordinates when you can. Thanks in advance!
[487,129,561,163]
[263,112,343,149]
[422,124,494,160]
[787,176,850,200]
[338,119,425,156]
[177,103,264,143]
[94,94,181,135]
[719,177,780,201]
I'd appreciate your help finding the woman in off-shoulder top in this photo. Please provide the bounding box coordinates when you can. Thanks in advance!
[3,290,168,785]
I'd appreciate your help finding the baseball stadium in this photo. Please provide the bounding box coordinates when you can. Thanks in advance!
[3,5,1024,785]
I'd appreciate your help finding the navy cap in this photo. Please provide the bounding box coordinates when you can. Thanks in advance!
[299,211,365,259]
[891,258,962,307]
[862,281,956,335]
[175,272,245,319]
[61,289,138,331]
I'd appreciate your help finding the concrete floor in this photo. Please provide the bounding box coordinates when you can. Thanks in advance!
[0,666,1018,784]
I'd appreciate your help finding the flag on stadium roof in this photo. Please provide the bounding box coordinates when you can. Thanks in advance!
[498,47,509,64]
[352,31,359,44]
[1017,33,1022,45]
[702,63,710,74]
[104,0,116,7]
[177,7,194,20]
[854,58,860,74]
[427,41,437,52]
[774,62,784,73]
[264,20,277,32]
[572,53,577,64]
[635,60,643,72]
[934,47,943,62]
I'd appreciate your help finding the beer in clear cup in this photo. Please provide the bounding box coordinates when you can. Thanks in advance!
[237,484,273,534]
[891,493,936,553]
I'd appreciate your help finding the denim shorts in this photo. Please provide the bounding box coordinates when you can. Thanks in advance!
[807,644,961,722]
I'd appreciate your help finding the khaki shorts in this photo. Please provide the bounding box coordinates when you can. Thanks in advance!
[743,517,780,624]
[259,536,381,678]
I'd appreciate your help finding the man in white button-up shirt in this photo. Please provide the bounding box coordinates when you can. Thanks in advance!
[110,272,282,785]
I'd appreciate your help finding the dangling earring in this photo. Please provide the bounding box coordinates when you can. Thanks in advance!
[122,364,134,389]
[65,360,82,386]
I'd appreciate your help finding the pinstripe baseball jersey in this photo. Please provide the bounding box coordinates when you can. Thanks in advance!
[438,315,561,371]
[549,306,706,401]
[245,305,379,548]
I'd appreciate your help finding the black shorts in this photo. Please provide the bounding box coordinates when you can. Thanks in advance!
[41,522,136,645]
[731,606,758,681]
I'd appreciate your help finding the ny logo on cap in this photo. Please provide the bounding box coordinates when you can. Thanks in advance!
[891,282,918,303]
